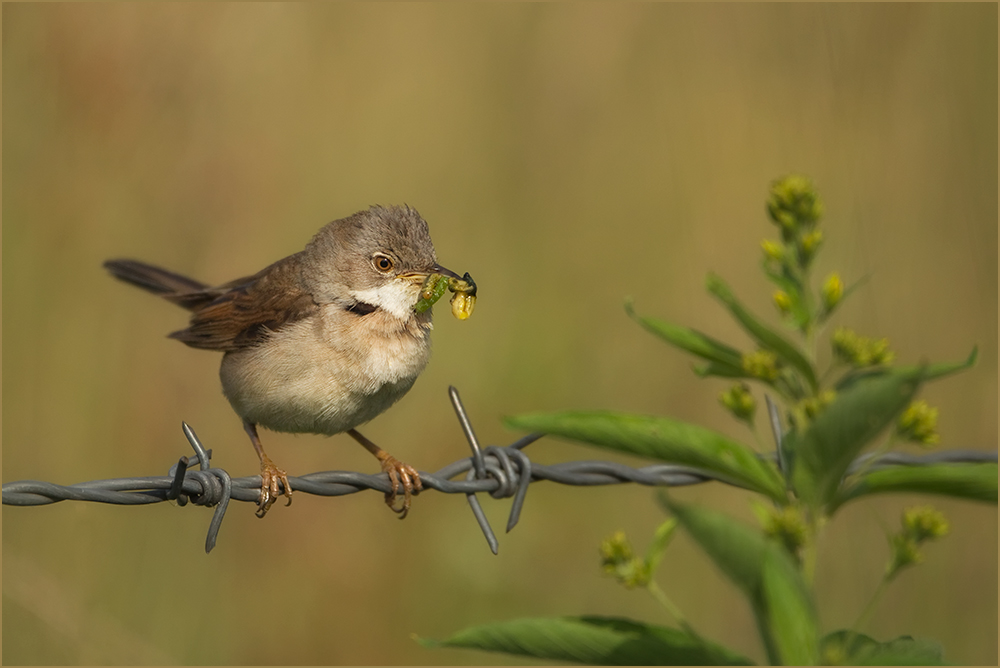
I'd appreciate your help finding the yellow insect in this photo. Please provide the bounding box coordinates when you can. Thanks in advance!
[448,274,477,320]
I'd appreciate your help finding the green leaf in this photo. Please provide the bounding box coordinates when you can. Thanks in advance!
[506,411,786,503]
[905,346,978,381]
[659,495,819,666]
[852,636,945,665]
[706,274,818,392]
[658,493,767,594]
[820,629,877,662]
[626,301,746,376]
[760,543,820,665]
[821,630,945,665]
[788,367,924,508]
[831,462,998,511]
[420,615,754,665]
[836,347,977,392]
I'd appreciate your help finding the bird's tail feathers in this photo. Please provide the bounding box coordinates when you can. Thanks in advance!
[104,259,216,310]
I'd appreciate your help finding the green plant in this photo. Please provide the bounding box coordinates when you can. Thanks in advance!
[422,176,996,665]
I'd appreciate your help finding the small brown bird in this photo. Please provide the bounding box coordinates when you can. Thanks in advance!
[105,205,471,518]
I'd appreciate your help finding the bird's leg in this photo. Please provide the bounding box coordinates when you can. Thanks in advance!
[243,420,292,518]
[347,429,423,519]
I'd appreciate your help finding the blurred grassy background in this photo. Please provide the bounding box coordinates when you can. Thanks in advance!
[3,4,996,665]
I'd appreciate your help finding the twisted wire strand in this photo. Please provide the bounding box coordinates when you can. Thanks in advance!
[3,387,995,554]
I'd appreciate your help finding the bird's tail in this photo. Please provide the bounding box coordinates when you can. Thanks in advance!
[104,259,215,311]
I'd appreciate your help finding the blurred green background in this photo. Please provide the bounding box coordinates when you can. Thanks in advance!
[3,4,996,665]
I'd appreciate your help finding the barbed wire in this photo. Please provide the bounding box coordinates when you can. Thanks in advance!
[3,387,996,555]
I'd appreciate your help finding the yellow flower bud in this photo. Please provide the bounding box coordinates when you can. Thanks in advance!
[798,230,824,266]
[773,290,793,315]
[801,229,823,252]
[761,239,785,262]
[821,272,844,310]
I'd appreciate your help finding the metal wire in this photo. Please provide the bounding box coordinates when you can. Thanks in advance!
[3,386,996,555]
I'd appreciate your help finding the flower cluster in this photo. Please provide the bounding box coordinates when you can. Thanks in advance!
[886,506,949,580]
[897,400,940,446]
[764,175,824,269]
[599,531,650,589]
[767,175,823,241]
[754,502,809,559]
[742,349,780,381]
[832,327,895,368]
[719,383,756,424]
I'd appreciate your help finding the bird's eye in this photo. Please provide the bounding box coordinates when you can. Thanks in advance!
[372,254,394,273]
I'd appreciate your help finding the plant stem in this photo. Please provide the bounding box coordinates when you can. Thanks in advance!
[853,575,890,634]
[805,325,817,367]
[647,581,698,637]
[798,261,818,360]
[802,527,819,586]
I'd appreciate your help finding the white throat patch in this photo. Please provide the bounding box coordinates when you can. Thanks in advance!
[349,280,419,321]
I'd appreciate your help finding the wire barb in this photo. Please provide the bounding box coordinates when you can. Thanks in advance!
[3,388,996,554]
[448,385,531,553]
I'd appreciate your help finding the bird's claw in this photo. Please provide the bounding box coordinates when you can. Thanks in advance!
[379,455,422,519]
[256,455,292,518]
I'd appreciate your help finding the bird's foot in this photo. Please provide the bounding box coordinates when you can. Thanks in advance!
[256,454,292,518]
[378,454,423,519]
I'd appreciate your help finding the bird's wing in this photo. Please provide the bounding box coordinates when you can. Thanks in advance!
[169,253,319,351]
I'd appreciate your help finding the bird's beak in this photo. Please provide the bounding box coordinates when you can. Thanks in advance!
[426,264,477,298]
[401,264,462,284]
[429,263,463,280]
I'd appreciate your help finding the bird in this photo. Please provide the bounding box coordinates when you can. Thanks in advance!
[104,205,474,518]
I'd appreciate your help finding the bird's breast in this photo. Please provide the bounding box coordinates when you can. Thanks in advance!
[219,308,432,435]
